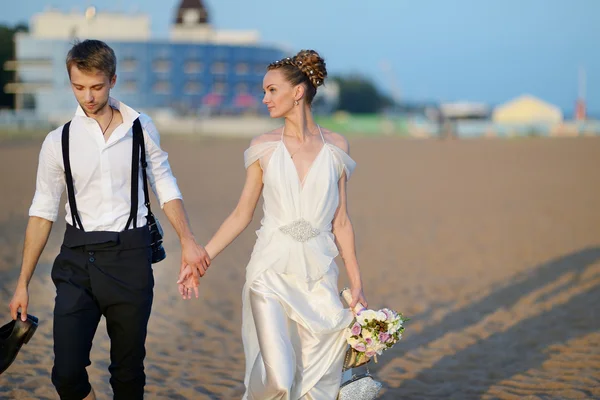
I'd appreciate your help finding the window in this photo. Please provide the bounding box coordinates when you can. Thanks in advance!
[153,81,170,94]
[235,82,249,93]
[122,57,137,72]
[184,81,203,94]
[236,63,249,75]
[211,62,227,74]
[184,61,203,74]
[122,80,137,92]
[213,82,226,94]
[153,59,171,73]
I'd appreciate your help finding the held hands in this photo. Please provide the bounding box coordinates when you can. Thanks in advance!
[177,264,197,299]
[177,238,211,299]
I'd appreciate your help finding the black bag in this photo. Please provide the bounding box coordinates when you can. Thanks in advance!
[132,118,166,264]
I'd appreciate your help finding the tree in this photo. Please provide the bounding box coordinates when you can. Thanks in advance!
[0,23,28,109]
[332,74,393,114]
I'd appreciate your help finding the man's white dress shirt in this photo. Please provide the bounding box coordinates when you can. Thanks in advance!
[29,97,182,232]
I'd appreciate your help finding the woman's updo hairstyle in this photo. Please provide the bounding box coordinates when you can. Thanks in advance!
[267,49,327,105]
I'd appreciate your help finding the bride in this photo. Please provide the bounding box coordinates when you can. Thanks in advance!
[178,49,367,399]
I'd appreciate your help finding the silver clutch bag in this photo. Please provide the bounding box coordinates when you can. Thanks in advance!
[338,371,382,400]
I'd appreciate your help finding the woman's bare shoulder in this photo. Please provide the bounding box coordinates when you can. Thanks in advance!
[249,128,283,147]
[321,128,349,153]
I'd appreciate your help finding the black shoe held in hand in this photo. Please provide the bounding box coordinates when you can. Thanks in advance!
[0,313,38,375]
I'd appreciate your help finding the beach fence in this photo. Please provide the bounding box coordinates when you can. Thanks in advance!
[2,109,600,139]
[0,109,54,132]
[406,117,600,139]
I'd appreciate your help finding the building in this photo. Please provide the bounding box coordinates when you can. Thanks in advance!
[492,94,563,124]
[439,102,490,120]
[4,0,286,119]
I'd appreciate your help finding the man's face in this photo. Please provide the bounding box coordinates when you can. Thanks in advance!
[69,65,116,115]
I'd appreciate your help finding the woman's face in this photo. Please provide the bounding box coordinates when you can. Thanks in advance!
[262,69,296,119]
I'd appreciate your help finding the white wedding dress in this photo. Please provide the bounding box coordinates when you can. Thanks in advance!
[241,127,356,399]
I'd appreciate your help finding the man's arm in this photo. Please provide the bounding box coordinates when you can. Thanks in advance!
[11,130,64,320]
[9,217,53,321]
[162,199,210,299]
[140,116,210,296]
[162,199,194,242]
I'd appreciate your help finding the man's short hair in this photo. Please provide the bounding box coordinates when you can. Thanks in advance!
[66,39,117,78]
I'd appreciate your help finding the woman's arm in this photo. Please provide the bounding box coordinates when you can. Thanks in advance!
[332,172,368,309]
[204,161,263,259]
[177,159,263,297]
[327,131,366,309]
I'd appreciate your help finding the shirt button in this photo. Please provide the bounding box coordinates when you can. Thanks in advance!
[89,257,96,263]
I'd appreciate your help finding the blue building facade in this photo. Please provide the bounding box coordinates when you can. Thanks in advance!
[10,0,286,119]
[15,35,285,117]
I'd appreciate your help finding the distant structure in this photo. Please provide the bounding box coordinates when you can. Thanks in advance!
[492,94,563,124]
[575,66,586,121]
[170,0,259,44]
[4,0,285,118]
[439,102,490,120]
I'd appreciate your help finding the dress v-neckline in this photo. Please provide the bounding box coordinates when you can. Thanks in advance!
[281,125,327,190]
[282,141,326,190]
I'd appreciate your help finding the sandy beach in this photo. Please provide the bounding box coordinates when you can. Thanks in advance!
[1,134,599,399]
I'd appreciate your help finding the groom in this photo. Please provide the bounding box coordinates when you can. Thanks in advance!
[8,39,210,399]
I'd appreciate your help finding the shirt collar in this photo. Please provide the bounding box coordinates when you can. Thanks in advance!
[74,97,140,125]
[74,97,142,146]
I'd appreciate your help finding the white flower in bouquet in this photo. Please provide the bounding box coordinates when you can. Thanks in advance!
[361,328,374,341]
[374,342,388,355]
[375,311,387,322]
[347,336,360,348]
[356,309,378,325]
[381,308,396,321]
[345,322,361,340]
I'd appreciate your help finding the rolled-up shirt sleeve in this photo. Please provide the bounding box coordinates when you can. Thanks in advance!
[29,131,65,221]
[140,115,183,208]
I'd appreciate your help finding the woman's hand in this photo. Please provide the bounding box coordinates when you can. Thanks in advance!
[177,264,200,300]
[350,285,368,311]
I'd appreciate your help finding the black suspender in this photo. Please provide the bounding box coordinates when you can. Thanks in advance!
[61,121,85,231]
[125,118,154,230]
[61,117,151,232]
[136,119,153,218]
[125,119,141,230]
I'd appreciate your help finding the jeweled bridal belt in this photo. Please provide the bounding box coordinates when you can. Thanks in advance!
[279,218,320,242]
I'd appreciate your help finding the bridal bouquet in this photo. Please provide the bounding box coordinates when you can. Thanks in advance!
[338,290,408,400]
[341,289,407,367]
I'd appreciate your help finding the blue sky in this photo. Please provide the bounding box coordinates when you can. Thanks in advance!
[4,0,599,115]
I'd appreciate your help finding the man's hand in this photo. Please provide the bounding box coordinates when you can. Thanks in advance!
[9,284,29,321]
[181,237,211,276]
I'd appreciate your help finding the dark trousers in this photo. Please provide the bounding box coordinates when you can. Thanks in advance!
[51,224,154,400]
